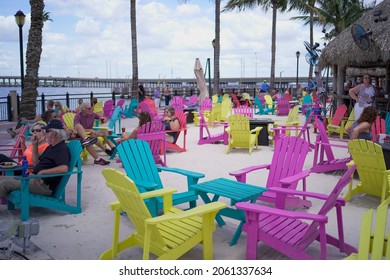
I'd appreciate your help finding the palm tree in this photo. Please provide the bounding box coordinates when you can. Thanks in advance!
[130,0,139,99]
[20,0,45,119]
[223,0,288,89]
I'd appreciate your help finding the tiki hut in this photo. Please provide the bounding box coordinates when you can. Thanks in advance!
[319,0,390,107]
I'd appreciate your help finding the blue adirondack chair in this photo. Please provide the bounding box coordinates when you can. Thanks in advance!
[254,96,273,115]
[385,112,390,134]
[116,139,204,216]
[6,140,83,221]
[124,98,139,118]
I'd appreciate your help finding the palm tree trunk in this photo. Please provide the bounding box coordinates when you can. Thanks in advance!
[130,0,139,99]
[213,0,221,95]
[269,3,277,89]
[20,0,44,119]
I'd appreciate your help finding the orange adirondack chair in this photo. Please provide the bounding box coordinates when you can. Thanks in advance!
[166,111,188,152]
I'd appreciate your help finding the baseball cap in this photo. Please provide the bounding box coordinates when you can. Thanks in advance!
[41,119,64,130]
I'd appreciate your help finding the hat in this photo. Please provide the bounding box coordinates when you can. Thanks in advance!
[263,80,267,82]
[41,119,64,130]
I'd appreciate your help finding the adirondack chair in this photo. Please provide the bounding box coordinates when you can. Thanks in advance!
[231,93,241,108]
[229,136,312,208]
[171,96,185,112]
[328,108,355,139]
[220,98,232,122]
[186,94,198,109]
[263,95,275,114]
[6,140,83,221]
[233,106,254,118]
[254,96,273,115]
[99,168,225,260]
[385,112,390,134]
[139,101,163,121]
[103,99,115,118]
[324,104,348,128]
[345,139,390,203]
[166,111,187,153]
[0,124,29,160]
[123,98,139,118]
[117,139,204,216]
[276,99,290,116]
[235,164,358,259]
[225,114,262,155]
[271,105,302,144]
[116,99,126,109]
[212,94,219,104]
[345,201,390,260]
[311,117,351,173]
[370,116,386,142]
[198,112,228,145]
[137,120,166,166]
[93,100,103,115]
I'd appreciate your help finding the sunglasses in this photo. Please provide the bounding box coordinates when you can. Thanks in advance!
[31,129,42,133]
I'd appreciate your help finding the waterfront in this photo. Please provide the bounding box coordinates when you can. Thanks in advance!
[0,86,113,98]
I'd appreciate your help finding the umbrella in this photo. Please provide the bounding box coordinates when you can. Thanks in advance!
[194,58,209,103]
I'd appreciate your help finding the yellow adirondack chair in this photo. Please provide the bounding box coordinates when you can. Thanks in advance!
[220,98,232,122]
[345,201,390,260]
[346,139,390,203]
[93,100,103,115]
[225,114,262,155]
[99,168,225,260]
[212,94,219,104]
[328,108,355,139]
[263,94,275,113]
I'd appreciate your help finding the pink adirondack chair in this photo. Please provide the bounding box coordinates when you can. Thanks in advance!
[0,124,30,160]
[166,111,187,152]
[229,136,312,208]
[137,120,166,166]
[311,118,351,173]
[324,104,348,131]
[171,96,185,112]
[139,101,163,121]
[276,99,290,116]
[103,99,114,118]
[233,106,254,118]
[198,112,228,145]
[235,164,358,260]
[186,94,198,109]
[370,116,386,142]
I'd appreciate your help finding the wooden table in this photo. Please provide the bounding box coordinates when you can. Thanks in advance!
[191,177,266,246]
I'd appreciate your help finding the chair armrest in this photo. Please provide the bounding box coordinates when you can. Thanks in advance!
[140,187,177,199]
[278,169,311,187]
[157,166,205,180]
[145,202,226,224]
[14,170,80,181]
[229,164,271,183]
[250,127,262,134]
[314,141,349,149]
[235,202,328,223]
[133,179,159,191]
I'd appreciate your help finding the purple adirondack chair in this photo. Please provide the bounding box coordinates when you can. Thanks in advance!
[103,99,115,118]
[198,112,228,145]
[229,136,312,208]
[276,99,290,116]
[311,117,351,173]
[137,120,166,166]
[186,95,198,109]
[235,164,358,260]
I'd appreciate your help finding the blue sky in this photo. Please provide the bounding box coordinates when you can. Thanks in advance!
[0,0,382,80]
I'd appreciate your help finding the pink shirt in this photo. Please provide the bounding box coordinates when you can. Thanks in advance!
[74,112,101,129]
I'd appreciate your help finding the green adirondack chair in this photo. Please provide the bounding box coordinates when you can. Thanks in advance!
[6,140,83,221]
[116,139,205,216]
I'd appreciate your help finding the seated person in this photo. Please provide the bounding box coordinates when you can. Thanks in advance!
[0,119,70,199]
[116,112,152,144]
[74,102,115,166]
[162,106,180,144]
[350,106,377,140]
[0,121,49,175]
[75,98,84,113]
[54,101,65,118]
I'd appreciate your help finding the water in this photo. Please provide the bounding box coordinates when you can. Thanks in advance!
[0,86,112,98]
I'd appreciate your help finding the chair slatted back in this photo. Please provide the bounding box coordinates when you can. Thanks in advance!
[137,120,166,166]
[370,117,386,142]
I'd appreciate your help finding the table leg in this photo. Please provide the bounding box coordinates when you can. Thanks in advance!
[197,192,225,226]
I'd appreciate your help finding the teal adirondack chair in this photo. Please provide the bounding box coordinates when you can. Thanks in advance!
[254,96,273,115]
[124,98,139,118]
[6,140,83,221]
[116,139,204,216]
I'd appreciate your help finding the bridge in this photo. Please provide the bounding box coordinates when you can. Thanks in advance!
[0,75,310,91]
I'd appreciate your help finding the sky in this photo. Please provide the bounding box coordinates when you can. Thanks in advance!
[0,0,382,80]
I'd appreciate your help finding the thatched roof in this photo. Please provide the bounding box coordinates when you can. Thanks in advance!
[319,0,390,69]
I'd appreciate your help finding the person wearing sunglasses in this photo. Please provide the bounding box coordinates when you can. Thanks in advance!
[349,73,377,120]
[0,121,49,175]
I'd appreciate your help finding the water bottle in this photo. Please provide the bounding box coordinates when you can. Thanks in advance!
[21,156,29,177]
